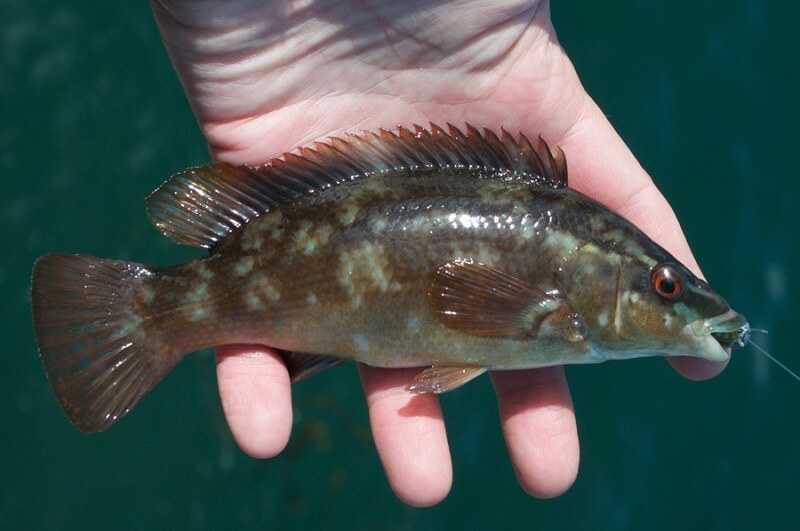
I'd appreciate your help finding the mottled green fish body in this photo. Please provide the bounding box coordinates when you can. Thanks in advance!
[31,124,750,431]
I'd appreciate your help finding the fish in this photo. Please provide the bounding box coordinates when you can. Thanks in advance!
[31,123,751,432]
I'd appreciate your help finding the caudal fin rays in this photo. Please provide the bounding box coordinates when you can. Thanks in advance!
[32,254,181,432]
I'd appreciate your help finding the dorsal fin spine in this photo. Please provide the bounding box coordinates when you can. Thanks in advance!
[392,128,430,167]
[146,123,568,249]
[431,124,472,167]
[465,124,502,168]
[417,125,463,169]
[349,131,402,171]
[295,147,350,183]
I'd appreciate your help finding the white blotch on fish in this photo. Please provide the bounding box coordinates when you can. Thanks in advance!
[353,334,370,353]
[248,273,281,304]
[233,256,255,276]
[337,241,402,308]
[291,220,334,256]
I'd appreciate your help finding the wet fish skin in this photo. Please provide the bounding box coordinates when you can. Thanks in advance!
[31,123,749,432]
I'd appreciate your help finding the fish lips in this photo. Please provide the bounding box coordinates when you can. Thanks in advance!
[690,309,751,361]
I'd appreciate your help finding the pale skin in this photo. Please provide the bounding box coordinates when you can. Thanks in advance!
[151,0,727,506]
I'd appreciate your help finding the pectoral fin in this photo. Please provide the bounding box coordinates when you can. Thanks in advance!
[427,259,587,342]
[406,366,487,394]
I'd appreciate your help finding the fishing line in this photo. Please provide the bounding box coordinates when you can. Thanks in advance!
[749,335,800,383]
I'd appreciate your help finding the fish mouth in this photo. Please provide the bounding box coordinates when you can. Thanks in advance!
[692,309,751,359]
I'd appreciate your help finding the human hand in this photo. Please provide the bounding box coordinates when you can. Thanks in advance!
[151,0,726,506]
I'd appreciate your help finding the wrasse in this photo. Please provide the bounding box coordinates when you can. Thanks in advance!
[31,123,751,432]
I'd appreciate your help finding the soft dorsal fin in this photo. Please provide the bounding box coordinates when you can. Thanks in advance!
[146,123,568,249]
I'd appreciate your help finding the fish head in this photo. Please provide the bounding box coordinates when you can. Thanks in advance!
[567,250,749,362]
[606,259,750,362]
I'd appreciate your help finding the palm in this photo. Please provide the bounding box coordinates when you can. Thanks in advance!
[153,0,723,505]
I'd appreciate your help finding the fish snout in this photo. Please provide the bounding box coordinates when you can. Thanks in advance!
[703,310,751,353]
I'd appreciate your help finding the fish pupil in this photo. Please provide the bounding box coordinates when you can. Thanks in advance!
[659,278,676,294]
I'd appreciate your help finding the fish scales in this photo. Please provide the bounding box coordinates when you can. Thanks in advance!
[31,123,750,432]
[138,175,569,361]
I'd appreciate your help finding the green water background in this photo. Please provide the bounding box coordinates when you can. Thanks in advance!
[2,1,798,529]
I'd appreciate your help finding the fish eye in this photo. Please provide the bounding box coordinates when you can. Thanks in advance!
[650,263,685,301]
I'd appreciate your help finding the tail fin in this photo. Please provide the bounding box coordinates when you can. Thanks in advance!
[31,254,179,432]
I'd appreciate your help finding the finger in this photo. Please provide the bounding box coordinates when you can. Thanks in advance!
[546,92,705,272]
[491,366,579,498]
[216,344,293,458]
[668,356,729,381]
[359,365,452,507]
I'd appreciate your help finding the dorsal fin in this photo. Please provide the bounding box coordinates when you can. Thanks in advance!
[146,123,568,249]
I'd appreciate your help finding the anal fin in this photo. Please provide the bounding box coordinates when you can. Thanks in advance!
[406,366,487,394]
